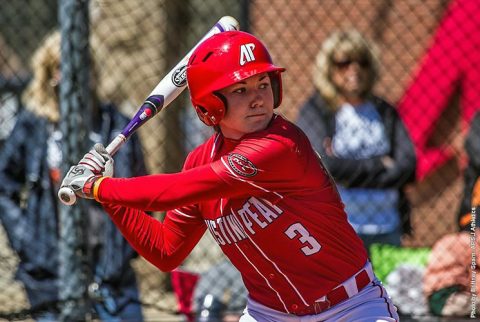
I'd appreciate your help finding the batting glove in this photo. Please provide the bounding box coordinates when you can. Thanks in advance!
[60,165,102,199]
[79,143,114,177]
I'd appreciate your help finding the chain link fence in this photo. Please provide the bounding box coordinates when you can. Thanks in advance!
[0,0,478,321]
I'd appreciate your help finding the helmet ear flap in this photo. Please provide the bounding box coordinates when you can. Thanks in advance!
[193,94,226,126]
[213,92,228,110]
[269,72,283,108]
[194,105,214,126]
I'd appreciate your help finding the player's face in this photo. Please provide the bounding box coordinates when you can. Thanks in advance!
[217,72,274,140]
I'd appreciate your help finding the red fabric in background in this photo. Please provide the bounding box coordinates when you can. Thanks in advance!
[398,0,480,181]
[171,269,200,322]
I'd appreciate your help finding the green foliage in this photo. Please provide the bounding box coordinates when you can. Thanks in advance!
[370,243,431,282]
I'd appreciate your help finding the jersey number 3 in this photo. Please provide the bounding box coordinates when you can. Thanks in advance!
[285,223,321,256]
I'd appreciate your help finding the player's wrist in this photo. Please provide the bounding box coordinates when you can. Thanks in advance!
[93,176,109,202]
[81,175,101,199]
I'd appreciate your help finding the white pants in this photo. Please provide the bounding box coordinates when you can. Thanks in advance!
[239,279,399,322]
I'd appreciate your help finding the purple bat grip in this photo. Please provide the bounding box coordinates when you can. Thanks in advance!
[121,95,164,138]
[214,22,225,32]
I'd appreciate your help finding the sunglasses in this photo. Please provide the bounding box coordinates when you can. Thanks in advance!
[332,58,370,69]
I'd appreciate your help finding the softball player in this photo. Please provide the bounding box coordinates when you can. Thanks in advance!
[61,31,399,321]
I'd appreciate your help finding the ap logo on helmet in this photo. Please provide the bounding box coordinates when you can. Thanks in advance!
[240,43,256,66]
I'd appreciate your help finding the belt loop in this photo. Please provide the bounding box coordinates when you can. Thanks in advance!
[343,276,359,297]
[365,260,375,281]
[313,297,331,314]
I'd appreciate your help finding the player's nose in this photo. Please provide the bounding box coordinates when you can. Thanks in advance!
[250,89,263,108]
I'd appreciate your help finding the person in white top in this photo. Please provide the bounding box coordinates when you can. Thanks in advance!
[297,29,416,253]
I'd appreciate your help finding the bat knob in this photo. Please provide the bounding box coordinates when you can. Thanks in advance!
[219,16,240,30]
[58,186,77,206]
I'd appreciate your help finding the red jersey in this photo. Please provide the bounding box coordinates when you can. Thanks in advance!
[97,115,368,314]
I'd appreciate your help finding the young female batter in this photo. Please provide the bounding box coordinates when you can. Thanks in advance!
[62,31,399,322]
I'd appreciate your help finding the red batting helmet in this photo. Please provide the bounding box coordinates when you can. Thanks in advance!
[187,31,285,126]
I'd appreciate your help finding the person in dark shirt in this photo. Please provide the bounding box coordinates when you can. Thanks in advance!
[297,30,416,252]
[0,31,146,321]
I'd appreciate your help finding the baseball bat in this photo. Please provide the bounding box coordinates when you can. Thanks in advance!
[58,16,240,206]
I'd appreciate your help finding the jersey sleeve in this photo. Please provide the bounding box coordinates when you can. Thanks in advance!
[98,150,211,273]
[97,165,244,210]
[101,202,206,272]
[210,135,307,198]
[97,135,306,210]
[95,129,309,272]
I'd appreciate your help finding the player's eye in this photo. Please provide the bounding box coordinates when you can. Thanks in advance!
[259,82,270,90]
[232,87,246,94]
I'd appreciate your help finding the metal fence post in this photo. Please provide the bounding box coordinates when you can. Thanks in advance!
[58,0,91,320]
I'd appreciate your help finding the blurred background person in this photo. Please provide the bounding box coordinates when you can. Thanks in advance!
[0,34,29,149]
[0,31,146,321]
[422,110,480,317]
[458,111,480,230]
[423,208,480,317]
[423,113,480,317]
[0,78,24,149]
[296,30,416,253]
[193,259,247,322]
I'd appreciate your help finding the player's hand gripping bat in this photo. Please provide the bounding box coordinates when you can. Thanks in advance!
[58,16,240,206]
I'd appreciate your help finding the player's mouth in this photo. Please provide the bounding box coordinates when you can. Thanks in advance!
[247,113,266,118]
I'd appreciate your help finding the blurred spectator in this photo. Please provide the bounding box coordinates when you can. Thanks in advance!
[193,260,247,322]
[384,264,429,316]
[0,77,30,147]
[296,30,416,252]
[423,110,480,317]
[0,87,21,147]
[423,225,480,317]
[458,111,480,229]
[0,34,29,148]
[0,31,146,321]
[183,103,214,152]
[398,0,480,181]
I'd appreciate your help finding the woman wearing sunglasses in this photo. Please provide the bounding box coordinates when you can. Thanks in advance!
[297,30,416,254]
